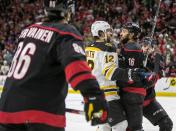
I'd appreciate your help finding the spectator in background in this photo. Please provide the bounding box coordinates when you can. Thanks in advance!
[0,0,175,73]
[0,60,9,75]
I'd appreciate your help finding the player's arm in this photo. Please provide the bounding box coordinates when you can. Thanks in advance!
[102,52,141,82]
[57,36,108,125]
[57,36,98,92]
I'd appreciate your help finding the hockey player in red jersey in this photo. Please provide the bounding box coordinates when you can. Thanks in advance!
[0,0,108,131]
[141,38,173,131]
[117,22,146,131]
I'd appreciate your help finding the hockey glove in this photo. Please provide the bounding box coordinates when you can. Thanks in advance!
[144,72,159,88]
[127,68,144,83]
[83,92,108,126]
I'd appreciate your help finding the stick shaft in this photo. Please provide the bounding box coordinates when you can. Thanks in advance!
[66,108,85,115]
[150,0,162,38]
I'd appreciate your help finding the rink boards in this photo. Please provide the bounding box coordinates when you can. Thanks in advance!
[0,75,175,96]
[68,77,176,96]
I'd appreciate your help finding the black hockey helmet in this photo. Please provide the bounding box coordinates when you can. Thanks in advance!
[44,0,75,20]
[142,37,152,46]
[123,22,141,36]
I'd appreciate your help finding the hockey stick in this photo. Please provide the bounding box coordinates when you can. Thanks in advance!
[143,0,162,69]
[150,0,162,39]
[163,77,176,90]
[66,108,105,119]
[151,0,162,73]
[163,77,170,90]
[66,108,85,115]
[153,53,161,73]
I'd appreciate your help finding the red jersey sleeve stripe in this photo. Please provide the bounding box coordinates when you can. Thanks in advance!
[122,87,146,96]
[29,24,83,40]
[65,60,92,82]
[70,73,96,88]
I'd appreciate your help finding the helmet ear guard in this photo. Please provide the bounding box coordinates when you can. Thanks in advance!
[143,37,152,45]
[98,30,105,37]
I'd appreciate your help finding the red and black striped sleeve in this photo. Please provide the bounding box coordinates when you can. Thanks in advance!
[65,60,96,89]
[57,36,101,95]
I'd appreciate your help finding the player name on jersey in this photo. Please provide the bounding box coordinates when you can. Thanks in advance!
[19,27,54,43]
[86,51,95,58]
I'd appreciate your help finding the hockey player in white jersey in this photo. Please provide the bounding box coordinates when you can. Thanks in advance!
[85,21,142,131]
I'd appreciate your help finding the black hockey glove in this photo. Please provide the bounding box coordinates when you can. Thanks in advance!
[143,72,159,88]
[83,91,108,126]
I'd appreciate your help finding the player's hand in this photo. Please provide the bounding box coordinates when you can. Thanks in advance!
[144,72,159,87]
[83,92,108,126]
[127,68,144,83]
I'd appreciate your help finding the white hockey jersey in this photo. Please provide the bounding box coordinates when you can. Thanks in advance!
[85,42,120,101]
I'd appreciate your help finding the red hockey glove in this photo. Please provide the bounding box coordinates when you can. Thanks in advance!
[83,92,108,126]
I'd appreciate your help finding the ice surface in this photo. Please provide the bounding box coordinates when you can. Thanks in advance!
[66,94,176,131]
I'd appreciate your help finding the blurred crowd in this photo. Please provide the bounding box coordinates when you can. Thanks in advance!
[0,0,175,75]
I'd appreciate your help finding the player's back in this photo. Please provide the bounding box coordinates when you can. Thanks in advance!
[85,42,120,101]
[0,22,82,113]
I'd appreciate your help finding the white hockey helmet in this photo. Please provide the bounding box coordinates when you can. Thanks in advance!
[91,21,111,37]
